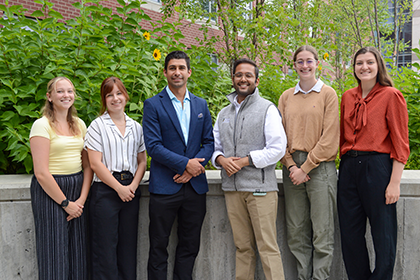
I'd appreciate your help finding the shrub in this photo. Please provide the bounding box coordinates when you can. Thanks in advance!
[0,0,231,173]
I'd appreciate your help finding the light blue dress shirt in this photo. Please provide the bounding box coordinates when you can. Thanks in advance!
[166,86,191,145]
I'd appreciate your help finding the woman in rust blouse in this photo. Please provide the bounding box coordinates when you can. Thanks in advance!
[338,47,410,280]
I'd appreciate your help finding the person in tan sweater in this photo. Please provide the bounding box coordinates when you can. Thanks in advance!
[278,45,339,280]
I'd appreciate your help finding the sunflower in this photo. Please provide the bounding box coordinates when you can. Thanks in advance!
[323,53,329,60]
[153,49,161,61]
[143,31,150,41]
[318,65,322,71]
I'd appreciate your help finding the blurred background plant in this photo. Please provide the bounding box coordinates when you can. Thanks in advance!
[0,0,419,173]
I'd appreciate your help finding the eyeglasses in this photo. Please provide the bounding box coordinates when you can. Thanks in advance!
[295,59,316,67]
[233,72,255,79]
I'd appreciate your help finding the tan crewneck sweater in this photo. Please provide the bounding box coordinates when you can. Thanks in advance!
[278,84,339,174]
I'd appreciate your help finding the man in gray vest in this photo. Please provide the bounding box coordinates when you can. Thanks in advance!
[212,58,287,280]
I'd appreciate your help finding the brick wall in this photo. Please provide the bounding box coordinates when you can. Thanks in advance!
[0,0,225,49]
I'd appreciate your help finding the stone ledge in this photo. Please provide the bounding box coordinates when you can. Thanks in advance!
[2,170,420,201]
[1,171,420,279]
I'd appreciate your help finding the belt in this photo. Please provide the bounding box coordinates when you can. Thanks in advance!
[345,150,379,157]
[112,171,133,181]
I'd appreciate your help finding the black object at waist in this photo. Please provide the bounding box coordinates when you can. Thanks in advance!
[112,171,133,181]
[345,150,380,158]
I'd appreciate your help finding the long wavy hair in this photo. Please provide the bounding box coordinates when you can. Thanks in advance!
[352,47,393,87]
[42,76,81,136]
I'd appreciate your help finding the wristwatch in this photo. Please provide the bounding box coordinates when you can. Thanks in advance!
[60,199,69,208]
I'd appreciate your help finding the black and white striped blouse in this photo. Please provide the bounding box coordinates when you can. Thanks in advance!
[85,112,145,182]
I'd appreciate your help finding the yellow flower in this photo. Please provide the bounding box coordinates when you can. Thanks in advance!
[143,31,150,41]
[323,53,329,60]
[153,49,161,61]
[318,65,322,71]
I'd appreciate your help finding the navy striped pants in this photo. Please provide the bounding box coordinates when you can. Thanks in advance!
[31,171,88,280]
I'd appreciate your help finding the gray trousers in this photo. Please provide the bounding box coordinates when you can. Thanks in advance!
[282,151,337,280]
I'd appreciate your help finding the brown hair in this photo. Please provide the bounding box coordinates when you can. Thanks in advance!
[100,77,130,115]
[42,76,81,136]
[352,47,393,87]
[293,45,319,62]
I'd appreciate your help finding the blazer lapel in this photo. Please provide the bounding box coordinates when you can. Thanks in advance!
[159,90,186,145]
[187,94,198,147]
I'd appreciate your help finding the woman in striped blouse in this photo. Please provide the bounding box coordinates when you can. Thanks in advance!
[85,77,147,280]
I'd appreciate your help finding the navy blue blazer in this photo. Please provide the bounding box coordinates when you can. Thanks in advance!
[143,88,214,195]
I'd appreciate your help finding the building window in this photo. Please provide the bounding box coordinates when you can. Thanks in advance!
[383,0,412,68]
[199,0,217,21]
[209,53,218,70]
[242,1,253,21]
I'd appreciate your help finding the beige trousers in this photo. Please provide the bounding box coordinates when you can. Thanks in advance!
[224,191,285,280]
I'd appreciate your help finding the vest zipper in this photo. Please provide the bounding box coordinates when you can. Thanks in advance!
[261,169,265,183]
[233,108,238,191]
[239,117,245,139]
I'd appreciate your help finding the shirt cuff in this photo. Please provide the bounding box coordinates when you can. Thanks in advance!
[211,151,224,169]
[300,160,317,175]
[281,157,296,170]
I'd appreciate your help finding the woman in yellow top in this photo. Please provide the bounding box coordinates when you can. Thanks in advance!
[30,77,93,280]
[278,45,339,280]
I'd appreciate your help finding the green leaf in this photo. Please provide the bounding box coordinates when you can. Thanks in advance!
[2,111,15,121]
[31,10,44,17]
[48,10,63,19]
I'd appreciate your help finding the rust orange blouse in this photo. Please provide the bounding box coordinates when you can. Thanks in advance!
[340,83,410,164]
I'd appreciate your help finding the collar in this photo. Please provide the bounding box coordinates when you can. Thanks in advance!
[166,86,190,102]
[294,79,324,94]
[349,82,383,131]
[227,87,260,105]
[102,111,133,128]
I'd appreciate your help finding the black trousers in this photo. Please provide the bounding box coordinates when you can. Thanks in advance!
[31,171,88,280]
[147,182,206,280]
[338,153,397,280]
[89,177,140,280]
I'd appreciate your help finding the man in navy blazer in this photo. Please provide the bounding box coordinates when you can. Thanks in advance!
[143,50,214,280]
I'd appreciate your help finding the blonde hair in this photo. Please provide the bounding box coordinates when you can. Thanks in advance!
[42,77,81,136]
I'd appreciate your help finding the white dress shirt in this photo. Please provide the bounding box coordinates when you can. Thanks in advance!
[212,93,287,169]
[85,112,145,182]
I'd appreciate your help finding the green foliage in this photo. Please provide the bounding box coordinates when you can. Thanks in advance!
[0,0,231,174]
[388,47,420,169]
[1,0,419,173]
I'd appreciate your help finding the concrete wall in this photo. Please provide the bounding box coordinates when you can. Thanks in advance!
[1,170,420,280]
